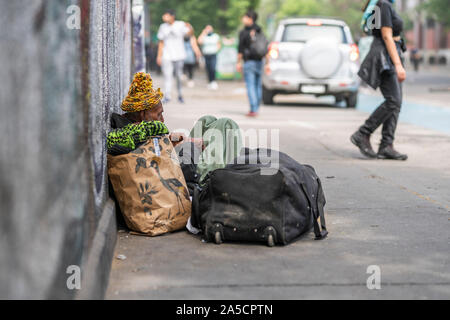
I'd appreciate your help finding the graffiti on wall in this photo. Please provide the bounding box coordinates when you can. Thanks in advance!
[0,0,133,298]
[89,0,132,214]
[132,0,146,73]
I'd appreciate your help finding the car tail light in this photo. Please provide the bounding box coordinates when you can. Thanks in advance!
[268,42,279,60]
[350,44,359,62]
[307,19,322,26]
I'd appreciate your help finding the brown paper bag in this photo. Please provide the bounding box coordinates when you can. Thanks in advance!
[107,135,191,236]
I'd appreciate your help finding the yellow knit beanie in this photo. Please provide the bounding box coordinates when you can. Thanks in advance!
[121,72,164,112]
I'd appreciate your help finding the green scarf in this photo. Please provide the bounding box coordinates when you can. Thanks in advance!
[107,120,169,154]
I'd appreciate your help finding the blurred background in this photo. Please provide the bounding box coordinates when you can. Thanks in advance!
[0,0,448,300]
[144,0,450,73]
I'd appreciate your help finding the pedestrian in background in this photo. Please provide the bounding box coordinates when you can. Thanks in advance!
[184,33,202,88]
[156,9,193,104]
[237,10,266,117]
[351,0,408,160]
[410,46,421,72]
[198,25,221,90]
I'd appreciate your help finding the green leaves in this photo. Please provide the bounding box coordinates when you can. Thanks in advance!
[278,0,324,17]
[259,0,365,39]
[147,0,260,36]
[147,0,383,38]
[421,0,450,27]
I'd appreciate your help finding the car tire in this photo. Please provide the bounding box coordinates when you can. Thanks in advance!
[262,87,275,105]
[346,92,358,108]
[335,95,344,104]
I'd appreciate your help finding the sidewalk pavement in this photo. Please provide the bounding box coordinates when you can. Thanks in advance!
[106,75,450,299]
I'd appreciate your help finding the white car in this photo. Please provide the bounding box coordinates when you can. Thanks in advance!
[263,17,361,108]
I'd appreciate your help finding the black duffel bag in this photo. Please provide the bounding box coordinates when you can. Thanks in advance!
[191,148,328,246]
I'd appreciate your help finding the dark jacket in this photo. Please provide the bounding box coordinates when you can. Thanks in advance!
[238,24,263,61]
[358,37,404,90]
[111,112,133,129]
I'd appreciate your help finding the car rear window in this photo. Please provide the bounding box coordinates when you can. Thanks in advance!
[282,24,346,43]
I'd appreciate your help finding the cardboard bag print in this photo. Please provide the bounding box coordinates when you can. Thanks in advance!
[107,134,191,236]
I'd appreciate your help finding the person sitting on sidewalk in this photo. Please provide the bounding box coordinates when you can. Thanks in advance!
[111,75,164,127]
[108,72,168,155]
[110,72,202,151]
[110,72,242,191]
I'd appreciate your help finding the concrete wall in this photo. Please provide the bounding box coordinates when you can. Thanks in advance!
[0,0,133,299]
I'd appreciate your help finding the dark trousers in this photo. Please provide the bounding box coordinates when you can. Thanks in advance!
[204,54,217,82]
[184,63,195,80]
[359,70,403,147]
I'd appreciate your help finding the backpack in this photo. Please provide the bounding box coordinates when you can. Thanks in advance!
[249,31,269,60]
[191,148,328,246]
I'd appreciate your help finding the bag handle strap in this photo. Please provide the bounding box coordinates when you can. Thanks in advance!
[301,180,328,240]
[313,178,328,240]
[191,172,212,230]
[191,185,201,229]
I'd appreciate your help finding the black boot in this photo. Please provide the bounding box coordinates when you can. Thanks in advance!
[377,144,408,160]
[350,131,377,158]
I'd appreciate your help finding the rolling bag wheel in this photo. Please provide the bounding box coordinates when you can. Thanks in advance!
[264,226,277,247]
[214,231,222,244]
[267,234,275,247]
[212,223,223,244]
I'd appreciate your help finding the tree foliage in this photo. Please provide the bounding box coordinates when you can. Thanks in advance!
[258,0,365,39]
[277,0,324,17]
[421,0,450,27]
[147,0,449,41]
[146,0,260,37]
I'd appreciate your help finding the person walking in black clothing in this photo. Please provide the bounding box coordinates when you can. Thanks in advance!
[237,10,265,117]
[351,0,408,160]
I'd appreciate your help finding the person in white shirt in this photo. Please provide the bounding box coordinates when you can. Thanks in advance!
[198,25,221,90]
[156,9,193,103]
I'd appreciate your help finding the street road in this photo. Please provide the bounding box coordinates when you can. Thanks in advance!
[106,71,450,299]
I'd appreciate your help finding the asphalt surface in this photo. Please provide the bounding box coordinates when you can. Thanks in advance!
[106,72,450,300]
